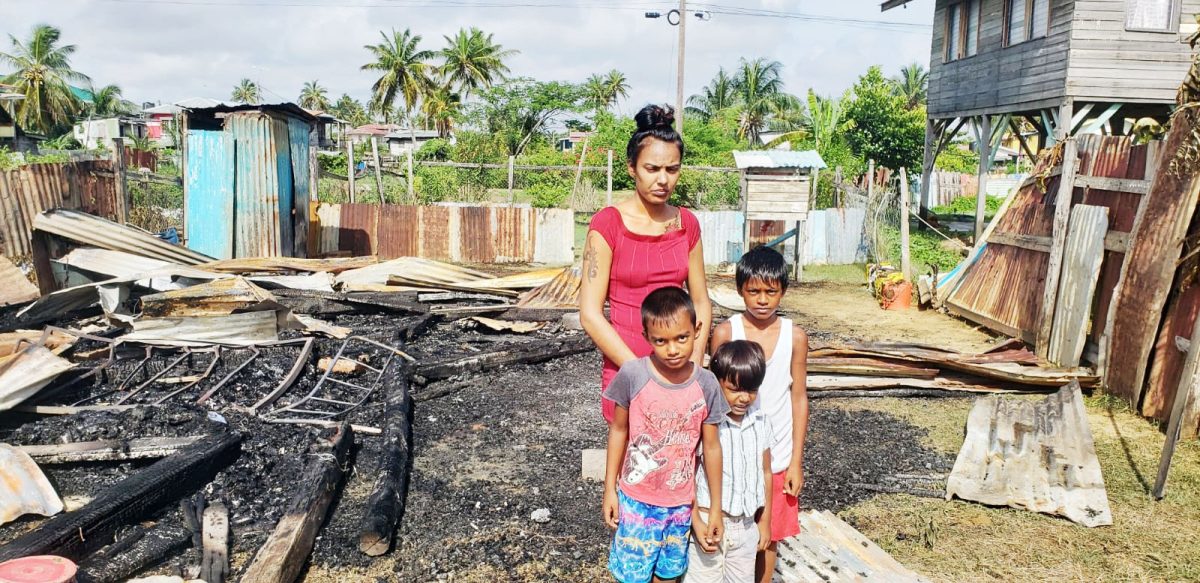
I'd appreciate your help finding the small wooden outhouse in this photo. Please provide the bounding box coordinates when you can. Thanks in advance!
[734,150,827,279]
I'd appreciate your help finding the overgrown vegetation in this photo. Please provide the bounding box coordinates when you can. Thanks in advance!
[931,195,1003,218]
[880,225,966,272]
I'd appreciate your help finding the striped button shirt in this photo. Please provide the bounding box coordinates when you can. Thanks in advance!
[695,410,772,518]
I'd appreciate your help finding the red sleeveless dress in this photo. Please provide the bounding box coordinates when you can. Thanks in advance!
[588,206,701,422]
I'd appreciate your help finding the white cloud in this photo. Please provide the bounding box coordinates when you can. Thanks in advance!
[1,0,934,112]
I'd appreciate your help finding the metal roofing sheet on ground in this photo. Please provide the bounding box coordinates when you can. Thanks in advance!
[733,150,826,170]
[34,209,214,265]
[776,509,929,582]
[0,256,37,306]
[0,443,63,526]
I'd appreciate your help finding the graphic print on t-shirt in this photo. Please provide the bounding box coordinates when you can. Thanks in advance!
[621,387,707,496]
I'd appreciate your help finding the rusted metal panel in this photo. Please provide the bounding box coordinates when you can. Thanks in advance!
[314,203,341,256]
[0,255,37,306]
[1046,205,1108,367]
[0,162,124,259]
[947,383,1112,527]
[229,112,281,258]
[492,205,531,263]
[1103,109,1200,406]
[377,204,420,259]
[0,443,63,526]
[1145,282,1200,422]
[459,205,492,263]
[338,203,377,257]
[748,219,785,248]
[421,205,451,261]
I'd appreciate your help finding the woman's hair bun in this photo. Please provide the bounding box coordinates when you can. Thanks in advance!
[634,104,676,131]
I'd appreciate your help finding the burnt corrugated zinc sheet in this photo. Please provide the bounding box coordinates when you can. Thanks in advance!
[0,161,121,258]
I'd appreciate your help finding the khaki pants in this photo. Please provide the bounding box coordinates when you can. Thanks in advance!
[683,512,759,583]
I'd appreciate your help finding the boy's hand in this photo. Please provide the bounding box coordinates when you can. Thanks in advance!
[691,513,718,553]
[602,488,620,529]
[705,510,723,547]
[785,464,805,497]
[756,519,772,552]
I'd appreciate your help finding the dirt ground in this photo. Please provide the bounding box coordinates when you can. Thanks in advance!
[5,269,1197,582]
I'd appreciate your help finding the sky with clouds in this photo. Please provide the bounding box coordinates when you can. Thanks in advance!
[1,0,935,116]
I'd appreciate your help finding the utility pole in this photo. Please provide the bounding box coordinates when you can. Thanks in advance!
[676,0,686,138]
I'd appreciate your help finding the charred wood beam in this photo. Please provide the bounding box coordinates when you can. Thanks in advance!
[240,423,353,583]
[0,432,241,563]
[413,334,594,384]
[17,436,204,464]
[76,523,192,583]
[807,389,978,400]
[269,289,428,315]
[358,356,413,556]
[200,502,229,583]
[418,291,511,303]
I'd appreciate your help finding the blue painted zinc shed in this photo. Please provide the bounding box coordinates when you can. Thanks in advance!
[181,103,316,259]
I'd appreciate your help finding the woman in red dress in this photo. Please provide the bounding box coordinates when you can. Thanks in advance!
[579,104,712,424]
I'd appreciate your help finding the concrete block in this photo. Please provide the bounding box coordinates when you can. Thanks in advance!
[581,448,606,482]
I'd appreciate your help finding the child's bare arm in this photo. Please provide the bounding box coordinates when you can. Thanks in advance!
[700,424,724,540]
[603,405,630,529]
[758,448,773,551]
[691,504,718,553]
[786,326,810,496]
[708,319,732,357]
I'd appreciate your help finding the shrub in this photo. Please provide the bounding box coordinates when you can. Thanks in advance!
[415,138,452,161]
[414,166,460,204]
[529,182,569,208]
[931,195,1002,218]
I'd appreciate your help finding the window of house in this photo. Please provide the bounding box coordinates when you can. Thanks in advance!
[1005,0,1050,46]
[944,0,980,61]
[1125,0,1178,32]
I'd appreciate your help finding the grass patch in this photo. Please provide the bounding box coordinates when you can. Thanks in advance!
[835,397,1200,582]
[801,264,869,285]
[931,195,1003,219]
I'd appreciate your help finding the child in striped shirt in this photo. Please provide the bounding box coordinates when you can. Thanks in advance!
[685,340,773,583]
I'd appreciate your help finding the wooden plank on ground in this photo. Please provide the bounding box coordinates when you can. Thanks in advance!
[1046,205,1108,367]
[1036,138,1080,359]
[1102,108,1200,405]
[1153,312,1200,498]
[946,382,1112,527]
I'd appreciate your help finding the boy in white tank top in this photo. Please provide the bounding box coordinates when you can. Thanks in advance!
[708,246,809,583]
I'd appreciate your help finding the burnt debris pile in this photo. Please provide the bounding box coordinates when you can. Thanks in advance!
[0,245,586,582]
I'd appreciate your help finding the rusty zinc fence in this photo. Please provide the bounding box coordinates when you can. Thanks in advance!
[311,202,574,265]
[0,160,124,258]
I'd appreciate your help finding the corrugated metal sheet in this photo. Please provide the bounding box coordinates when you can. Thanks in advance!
[493,205,531,263]
[287,117,312,258]
[733,150,826,170]
[0,256,37,306]
[185,128,234,259]
[693,209,866,266]
[230,112,282,258]
[338,203,378,257]
[422,205,451,260]
[946,383,1112,527]
[315,202,341,256]
[0,343,76,411]
[696,210,744,264]
[459,205,492,263]
[823,207,868,265]
[57,247,174,279]
[1046,205,1108,367]
[533,208,574,264]
[378,205,420,258]
[0,443,63,526]
[775,510,930,582]
[0,160,122,258]
[34,209,214,265]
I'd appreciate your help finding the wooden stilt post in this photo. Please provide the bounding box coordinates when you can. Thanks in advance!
[112,137,128,223]
[920,118,936,221]
[900,167,912,281]
[370,137,384,204]
[974,115,992,246]
[346,138,356,204]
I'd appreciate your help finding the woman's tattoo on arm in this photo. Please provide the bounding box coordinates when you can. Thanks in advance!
[584,239,598,280]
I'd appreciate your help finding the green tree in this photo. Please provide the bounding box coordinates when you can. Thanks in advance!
[845,66,925,171]
[88,84,135,116]
[330,93,369,127]
[231,78,259,104]
[0,24,89,134]
[420,85,462,138]
[583,69,631,113]
[686,67,736,123]
[731,57,792,146]
[298,80,331,110]
[362,28,434,130]
[466,78,582,156]
[438,27,516,97]
[891,62,928,110]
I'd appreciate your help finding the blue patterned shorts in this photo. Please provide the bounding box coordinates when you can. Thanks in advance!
[608,490,692,583]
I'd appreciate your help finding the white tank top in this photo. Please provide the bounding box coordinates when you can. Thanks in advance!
[730,314,794,473]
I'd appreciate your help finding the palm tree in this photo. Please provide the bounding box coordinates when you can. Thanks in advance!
[686,67,737,123]
[362,28,434,132]
[298,80,330,110]
[420,85,461,138]
[0,24,89,134]
[331,93,369,127]
[603,69,629,109]
[582,73,610,112]
[231,78,259,104]
[732,57,790,145]
[892,63,928,110]
[88,84,135,116]
[438,27,517,97]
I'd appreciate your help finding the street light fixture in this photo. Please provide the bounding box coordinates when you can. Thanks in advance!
[644,2,710,138]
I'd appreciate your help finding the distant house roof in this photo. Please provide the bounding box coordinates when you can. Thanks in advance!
[384,129,440,140]
[305,110,345,123]
[348,123,403,136]
[144,97,235,115]
[733,150,827,170]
